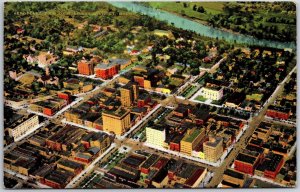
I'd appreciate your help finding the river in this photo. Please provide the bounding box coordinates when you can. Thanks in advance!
[109,2,296,50]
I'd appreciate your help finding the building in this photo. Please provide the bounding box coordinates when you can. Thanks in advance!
[254,122,272,142]
[203,136,223,162]
[266,105,291,120]
[225,92,246,108]
[95,60,121,79]
[29,98,67,116]
[221,168,255,188]
[256,152,284,179]
[46,126,86,151]
[120,82,139,107]
[180,128,205,155]
[234,149,262,175]
[63,78,93,95]
[44,169,74,189]
[146,125,166,147]
[81,132,111,153]
[140,154,159,174]
[5,114,39,141]
[202,86,223,100]
[102,108,131,135]
[57,159,84,175]
[78,59,94,75]
[36,51,58,68]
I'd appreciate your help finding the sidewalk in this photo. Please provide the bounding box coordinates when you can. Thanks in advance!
[119,104,162,140]
[66,143,116,188]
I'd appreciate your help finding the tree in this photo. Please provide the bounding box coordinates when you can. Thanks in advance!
[197,6,205,13]
[193,5,197,11]
[191,68,200,76]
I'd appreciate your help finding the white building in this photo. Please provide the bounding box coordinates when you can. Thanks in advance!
[7,114,39,141]
[146,125,166,147]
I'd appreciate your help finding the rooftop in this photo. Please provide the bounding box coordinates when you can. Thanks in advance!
[224,169,244,180]
[102,107,129,117]
[235,153,257,165]
[204,136,223,147]
[182,128,204,143]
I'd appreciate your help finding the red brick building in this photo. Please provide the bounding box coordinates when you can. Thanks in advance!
[43,108,55,116]
[262,153,284,179]
[134,76,145,87]
[169,135,183,152]
[95,62,120,79]
[234,151,261,175]
[57,92,71,103]
[78,60,94,75]
[266,106,291,120]
[137,94,151,108]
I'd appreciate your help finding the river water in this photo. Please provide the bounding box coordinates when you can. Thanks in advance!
[109,2,296,50]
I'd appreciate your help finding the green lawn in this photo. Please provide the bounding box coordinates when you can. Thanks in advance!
[181,85,198,98]
[195,95,207,102]
[148,2,224,22]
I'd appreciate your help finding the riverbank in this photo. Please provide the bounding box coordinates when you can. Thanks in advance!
[109,2,296,50]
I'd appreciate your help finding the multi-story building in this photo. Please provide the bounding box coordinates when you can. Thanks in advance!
[254,122,272,142]
[180,128,205,155]
[266,105,291,120]
[120,82,139,107]
[29,98,67,116]
[63,78,93,95]
[102,108,131,135]
[203,136,223,162]
[234,149,262,175]
[146,124,166,147]
[94,60,121,79]
[202,86,223,100]
[57,159,84,175]
[6,114,39,141]
[81,132,111,153]
[77,59,94,75]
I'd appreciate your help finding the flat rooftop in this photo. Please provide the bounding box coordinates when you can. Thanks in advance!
[235,153,257,165]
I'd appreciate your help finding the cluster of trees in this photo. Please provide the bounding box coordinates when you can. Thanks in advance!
[208,2,296,42]
[218,48,295,104]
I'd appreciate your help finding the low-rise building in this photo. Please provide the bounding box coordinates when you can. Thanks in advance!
[202,86,223,100]
[63,78,93,95]
[266,105,291,120]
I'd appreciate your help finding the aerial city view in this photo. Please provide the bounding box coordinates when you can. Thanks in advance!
[3,1,297,189]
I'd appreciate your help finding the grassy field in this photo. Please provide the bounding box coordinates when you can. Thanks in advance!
[148,2,224,22]
[195,95,207,102]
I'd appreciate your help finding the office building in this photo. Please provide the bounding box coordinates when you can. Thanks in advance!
[102,108,131,135]
[203,136,223,162]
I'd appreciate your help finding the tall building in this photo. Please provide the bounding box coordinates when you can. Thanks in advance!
[146,125,166,147]
[203,136,223,162]
[6,114,39,141]
[180,128,205,155]
[102,108,131,135]
[120,82,139,107]
[78,60,94,75]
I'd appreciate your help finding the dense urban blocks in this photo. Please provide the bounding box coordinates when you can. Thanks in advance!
[3,1,296,189]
